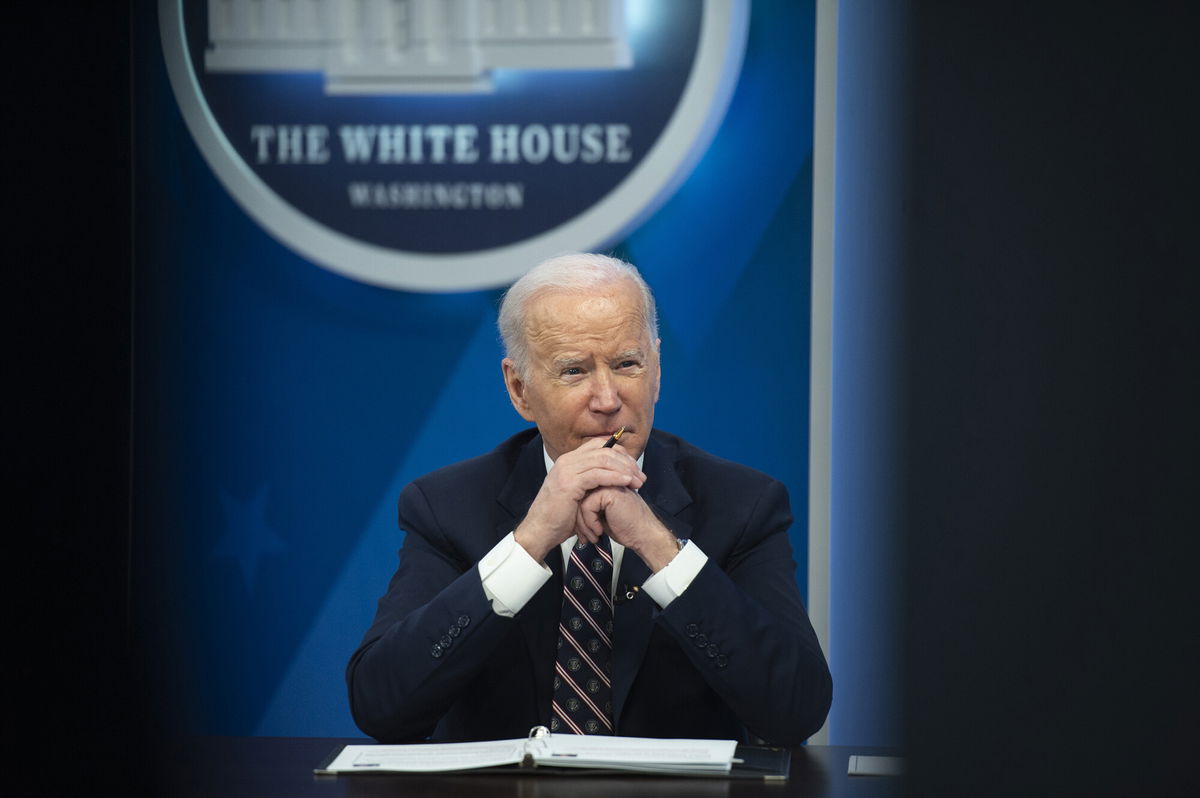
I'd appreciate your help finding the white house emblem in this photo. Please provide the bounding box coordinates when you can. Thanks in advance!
[160,0,748,291]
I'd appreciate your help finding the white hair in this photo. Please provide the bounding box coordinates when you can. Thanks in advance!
[498,253,660,379]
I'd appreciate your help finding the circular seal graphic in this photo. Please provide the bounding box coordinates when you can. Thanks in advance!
[160,0,747,291]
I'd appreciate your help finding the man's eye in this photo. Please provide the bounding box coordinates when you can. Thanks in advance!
[617,360,639,369]
[562,367,583,376]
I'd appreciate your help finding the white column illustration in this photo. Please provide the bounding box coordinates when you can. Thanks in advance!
[204,0,631,94]
[206,0,339,71]
[478,0,630,69]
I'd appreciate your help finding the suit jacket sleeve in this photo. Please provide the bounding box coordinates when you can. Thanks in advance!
[654,477,832,745]
[345,479,516,742]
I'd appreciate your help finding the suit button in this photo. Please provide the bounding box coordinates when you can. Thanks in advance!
[447,624,461,638]
[716,654,728,668]
[439,635,453,648]
[685,624,698,638]
[431,643,444,658]
[457,615,471,628]
[695,633,708,647]
[706,644,720,658]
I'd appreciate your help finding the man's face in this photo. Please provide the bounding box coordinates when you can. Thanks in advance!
[502,280,661,462]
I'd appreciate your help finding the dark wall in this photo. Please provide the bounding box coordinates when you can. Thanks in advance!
[900,2,1198,795]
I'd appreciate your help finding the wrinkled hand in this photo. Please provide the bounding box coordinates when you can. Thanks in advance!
[577,485,679,573]
[514,439,646,562]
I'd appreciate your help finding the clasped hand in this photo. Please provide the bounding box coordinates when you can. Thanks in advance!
[514,438,677,571]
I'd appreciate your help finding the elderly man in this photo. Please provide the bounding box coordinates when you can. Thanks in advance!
[347,253,831,744]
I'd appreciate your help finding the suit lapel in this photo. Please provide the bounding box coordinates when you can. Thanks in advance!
[611,431,694,729]
[495,431,546,526]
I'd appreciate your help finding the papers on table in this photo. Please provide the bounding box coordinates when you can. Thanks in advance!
[322,739,528,773]
[317,732,739,776]
[531,733,738,774]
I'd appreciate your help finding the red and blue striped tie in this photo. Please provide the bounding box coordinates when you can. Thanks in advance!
[551,537,614,734]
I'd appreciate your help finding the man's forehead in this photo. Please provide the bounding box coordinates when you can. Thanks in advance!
[532,325,650,356]
[527,284,642,325]
[524,291,652,360]
[527,282,639,316]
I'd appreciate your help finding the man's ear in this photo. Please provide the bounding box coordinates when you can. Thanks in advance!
[501,358,537,422]
[654,338,662,402]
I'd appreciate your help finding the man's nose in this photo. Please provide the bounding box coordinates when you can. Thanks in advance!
[589,372,622,413]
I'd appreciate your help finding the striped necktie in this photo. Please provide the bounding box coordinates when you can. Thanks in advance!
[551,536,614,734]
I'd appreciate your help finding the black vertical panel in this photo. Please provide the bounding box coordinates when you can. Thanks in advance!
[901,2,1198,795]
[6,1,144,792]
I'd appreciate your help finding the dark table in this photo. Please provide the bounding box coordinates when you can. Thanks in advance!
[153,737,903,798]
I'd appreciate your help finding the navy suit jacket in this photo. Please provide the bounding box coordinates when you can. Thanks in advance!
[346,429,831,744]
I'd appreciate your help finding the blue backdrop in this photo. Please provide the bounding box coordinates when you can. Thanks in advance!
[134,0,816,737]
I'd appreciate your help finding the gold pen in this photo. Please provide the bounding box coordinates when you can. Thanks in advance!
[602,426,626,448]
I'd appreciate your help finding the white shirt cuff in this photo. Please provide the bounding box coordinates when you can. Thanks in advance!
[478,531,552,617]
[640,540,707,609]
